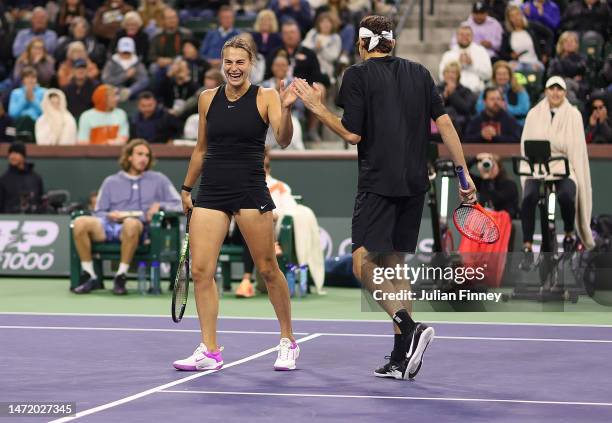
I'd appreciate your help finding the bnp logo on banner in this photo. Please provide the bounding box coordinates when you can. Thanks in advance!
[0,221,59,271]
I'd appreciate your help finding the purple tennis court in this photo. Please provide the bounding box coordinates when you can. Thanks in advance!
[1,314,611,423]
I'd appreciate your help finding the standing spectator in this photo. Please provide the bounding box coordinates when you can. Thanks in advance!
[35,89,77,145]
[13,38,56,87]
[252,9,283,58]
[148,7,193,75]
[78,84,129,145]
[562,0,610,40]
[464,87,522,142]
[181,39,210,86]
[547,31,587,102]
[439,25,492,93]
[476,60,530,125]
[199,6,240,67]
[12,7,58,57]
[92,0,134,44]
[62,58,100,120]
[139,0,167,37]
[585,92,612,143]
[8,67,46,122]
[302,12,342,84]
[129,91,182,143]
[55,17,107,68]
[521,0,560,32]
[57,41,99,88]
[0,142,44,214]
[451,2,503,59]
[0,104,15,144]
[109,11,150,64]
[500,5,549,72]
[155,58,199,113]
[270,0,313,36]
[102,37,150,101]
[55,0,86,37]
[437,61,476,136]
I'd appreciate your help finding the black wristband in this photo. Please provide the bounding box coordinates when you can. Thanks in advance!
[181,185,192,192]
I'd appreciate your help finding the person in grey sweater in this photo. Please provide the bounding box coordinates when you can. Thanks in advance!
[72,139,182,295]
[102,37,150,101]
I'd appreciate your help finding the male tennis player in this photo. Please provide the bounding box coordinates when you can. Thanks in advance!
[293,15,476,380]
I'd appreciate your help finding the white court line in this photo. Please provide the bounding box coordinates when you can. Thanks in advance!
[49,333,322,423]
[158,390,612,407]
[1,312,612,328]
[317,333,612,344]
[0,326,309,336]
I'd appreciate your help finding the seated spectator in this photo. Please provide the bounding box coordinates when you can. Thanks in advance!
[156,58,199,114]
[0,141,44,214]
[316,0,358,66]
[8,67,46,122]
[547,31,588,102]
[0,104,16,144]
[55,0,87,37]
[476,60,530,125]
[57,41,100,88]
[62,58,100,120]
[12,7,58,57]
[71,139,182,294]
[139,0,167,38]
[270,0,313,36]
[199,6,241,67]
[102,37,150,101]
[109,11,150,65]
[302,12,342,84]
[55,17,107,68]
[465,87,522,142]
[585,92,612,143]
[130,91,182,143]
[92,0,134,44]
[148,7,193,75]
[562,0,610,40]
[252,9,283,58]
[500,5,549,72]
[451,2,503,59]
[183,68,225,139]
[78,84,129,145]
[35,89,78,145]
[468,152,520,217]
[13,38,56,87]
[181,39,210,86]
[437,61,476,136]
[439,24,492,93]
[236,32,266,84]
[521,0,560,32]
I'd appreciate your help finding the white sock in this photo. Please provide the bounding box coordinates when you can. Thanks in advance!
[116,262,130,276]
[81,261,95,278]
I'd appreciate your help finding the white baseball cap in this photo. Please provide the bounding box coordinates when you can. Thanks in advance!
[117,37,135,54]
[545,76,566,90]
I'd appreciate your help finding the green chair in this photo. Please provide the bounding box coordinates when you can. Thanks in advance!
[69,210,182,291]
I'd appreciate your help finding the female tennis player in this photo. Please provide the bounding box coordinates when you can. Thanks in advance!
[174,36,299,371]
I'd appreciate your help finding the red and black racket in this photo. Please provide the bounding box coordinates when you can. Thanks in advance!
[453,166,500,244]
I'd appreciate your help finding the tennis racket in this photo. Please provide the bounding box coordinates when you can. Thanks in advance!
[453,166,500,244]
[172,209,191,323]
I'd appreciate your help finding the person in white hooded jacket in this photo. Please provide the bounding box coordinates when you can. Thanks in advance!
[35,88,78,145]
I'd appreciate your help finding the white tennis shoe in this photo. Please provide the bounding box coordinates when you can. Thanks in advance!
[274,338,299,370]
[173,343,224,371]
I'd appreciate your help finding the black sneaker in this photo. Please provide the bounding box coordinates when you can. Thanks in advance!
[519,247,534,271]
[72,272,103,294]
[405,323,435,379]
[113,273,128,295]
[374,356,407,380]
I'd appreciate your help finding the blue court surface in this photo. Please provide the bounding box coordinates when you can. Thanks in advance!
[1,313,611,422]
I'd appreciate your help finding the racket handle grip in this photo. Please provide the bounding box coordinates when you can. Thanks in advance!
[455,166,469,190]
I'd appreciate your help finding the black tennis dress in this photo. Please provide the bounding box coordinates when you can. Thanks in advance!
[194,84,276,213]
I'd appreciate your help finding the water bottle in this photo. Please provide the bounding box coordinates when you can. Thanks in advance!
[149,261,161,295]
[285,264,296,297]
[137,261,147,295]
[298,264,309,297]
[215,265,224,298]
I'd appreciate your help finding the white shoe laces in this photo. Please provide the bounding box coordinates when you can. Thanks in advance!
[278,340,291,361]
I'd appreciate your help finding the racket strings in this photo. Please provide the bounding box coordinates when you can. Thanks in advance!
[455,206,499,243]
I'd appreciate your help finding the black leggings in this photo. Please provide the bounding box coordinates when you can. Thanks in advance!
[227,227,255,274]
[521,178,576,243]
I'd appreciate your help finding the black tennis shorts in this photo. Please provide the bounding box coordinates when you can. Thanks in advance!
[352,192,425,253]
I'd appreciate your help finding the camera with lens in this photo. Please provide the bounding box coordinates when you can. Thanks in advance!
[481,158,493,170]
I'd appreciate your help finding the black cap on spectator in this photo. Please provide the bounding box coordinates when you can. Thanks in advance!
[73,58,87,68]
[472,2,488,13]
[8,141,26,158]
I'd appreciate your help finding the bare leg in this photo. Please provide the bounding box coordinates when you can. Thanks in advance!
[189,207,230,351]
[119,218,143,264]
[72,216,106,261]
[235,209,294,341]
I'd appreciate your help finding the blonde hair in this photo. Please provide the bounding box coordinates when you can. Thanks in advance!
[556,31,579,56]
[504,5,528,32]
[492,60,524,93]
[119,139,155,172]
[122,11,143,29]
[254,9,278,33]
[67,41,86,60]
[442,61,461,81]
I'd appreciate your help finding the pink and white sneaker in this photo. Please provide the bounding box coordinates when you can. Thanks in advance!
[173,343,224,371]
[274,338,299,371]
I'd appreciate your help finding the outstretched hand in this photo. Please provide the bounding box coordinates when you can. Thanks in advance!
[291,78,324,113]
[279,79,297,108]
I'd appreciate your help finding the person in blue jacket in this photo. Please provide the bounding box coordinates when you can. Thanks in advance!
[521,0,560,31]
[8,66,46,122]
